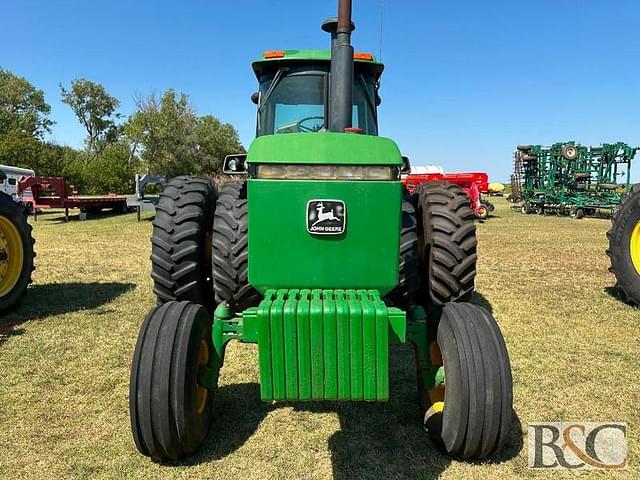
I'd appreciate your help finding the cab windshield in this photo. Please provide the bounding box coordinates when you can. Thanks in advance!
[256,66,378,136]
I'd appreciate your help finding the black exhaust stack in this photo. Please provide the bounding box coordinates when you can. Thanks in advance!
[322,0,355,132]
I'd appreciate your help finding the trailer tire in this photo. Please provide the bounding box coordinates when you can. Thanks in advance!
[416,181,477,306]
[212,181,261,312]
[424,302,512,459]
[386,190,420,307]
[0,193,35,314]
[151,176,217,309]
[21,202,33,216]
[130,301,214,461]
[482,200,495,213]
[608,183,640,305]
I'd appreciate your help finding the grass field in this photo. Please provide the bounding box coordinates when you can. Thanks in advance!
[1,198,638,479]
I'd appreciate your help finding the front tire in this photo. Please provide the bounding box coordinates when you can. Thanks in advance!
[424,303,513,459]
[130,301,215,461]
[0,193,35,314]
[608,184,640,305]
[150,176,217,308]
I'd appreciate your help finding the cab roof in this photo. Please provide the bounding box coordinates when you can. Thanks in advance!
[252,49,384,79]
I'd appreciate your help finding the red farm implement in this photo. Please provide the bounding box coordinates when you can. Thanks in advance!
[402,172,495,220]
[17,176,129,221]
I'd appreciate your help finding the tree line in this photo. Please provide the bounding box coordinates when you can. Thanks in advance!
[0,67,245,194]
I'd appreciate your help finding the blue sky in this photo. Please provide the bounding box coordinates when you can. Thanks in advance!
[1,0,639,182]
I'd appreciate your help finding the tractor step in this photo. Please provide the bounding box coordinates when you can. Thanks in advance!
[242,289,406,402]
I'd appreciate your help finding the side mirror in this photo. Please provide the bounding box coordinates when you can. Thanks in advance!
[251,92,260,105]
[223,154,248,175]
[400,155,411,175]
[375,93,382,106]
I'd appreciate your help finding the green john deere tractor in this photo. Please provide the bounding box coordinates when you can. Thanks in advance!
[130,0,512,462]
[0,171,35,313]
[608,184,640,305]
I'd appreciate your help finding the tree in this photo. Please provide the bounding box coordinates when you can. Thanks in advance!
[84,141,138,194]
[124,89,244,177]
[0,131,44,168]
[0,68,54,170]
[194,115,244,173]
[61,148,89,193]
[0,67,53,137]
[124,89,195,176]
[60,78,121,156]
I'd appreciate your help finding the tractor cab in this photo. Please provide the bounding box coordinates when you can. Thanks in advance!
[251,49,382,136]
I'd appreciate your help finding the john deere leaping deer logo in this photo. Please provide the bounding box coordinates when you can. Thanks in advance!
[307,200,346,235]
[312,202,341,226]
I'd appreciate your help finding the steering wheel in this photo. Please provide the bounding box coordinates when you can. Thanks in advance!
[297,116,325,132]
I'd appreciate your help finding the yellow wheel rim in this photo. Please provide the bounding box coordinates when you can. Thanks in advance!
[630,220,640,274]
[0,215,24,297]
[195,340,210,415]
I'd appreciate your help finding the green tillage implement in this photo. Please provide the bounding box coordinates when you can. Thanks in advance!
[131,0,512,466]
[513,141,638,217]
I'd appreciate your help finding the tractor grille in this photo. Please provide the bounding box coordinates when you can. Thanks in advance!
[246,289,406,402]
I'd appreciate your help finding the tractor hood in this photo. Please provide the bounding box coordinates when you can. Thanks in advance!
[247,133,403,166]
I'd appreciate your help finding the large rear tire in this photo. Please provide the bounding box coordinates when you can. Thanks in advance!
[385,191,419,307]
[424,302,513,459]
[608,184,640,305]
[130,301,215,461]
[0,193,35,314]
[415,181,477,306]
[212,181,261,312]
[150,176,217,309]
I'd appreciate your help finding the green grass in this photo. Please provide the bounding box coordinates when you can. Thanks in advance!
[0,201,638,479]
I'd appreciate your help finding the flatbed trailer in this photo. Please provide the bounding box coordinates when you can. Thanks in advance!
[17,176,129,221]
